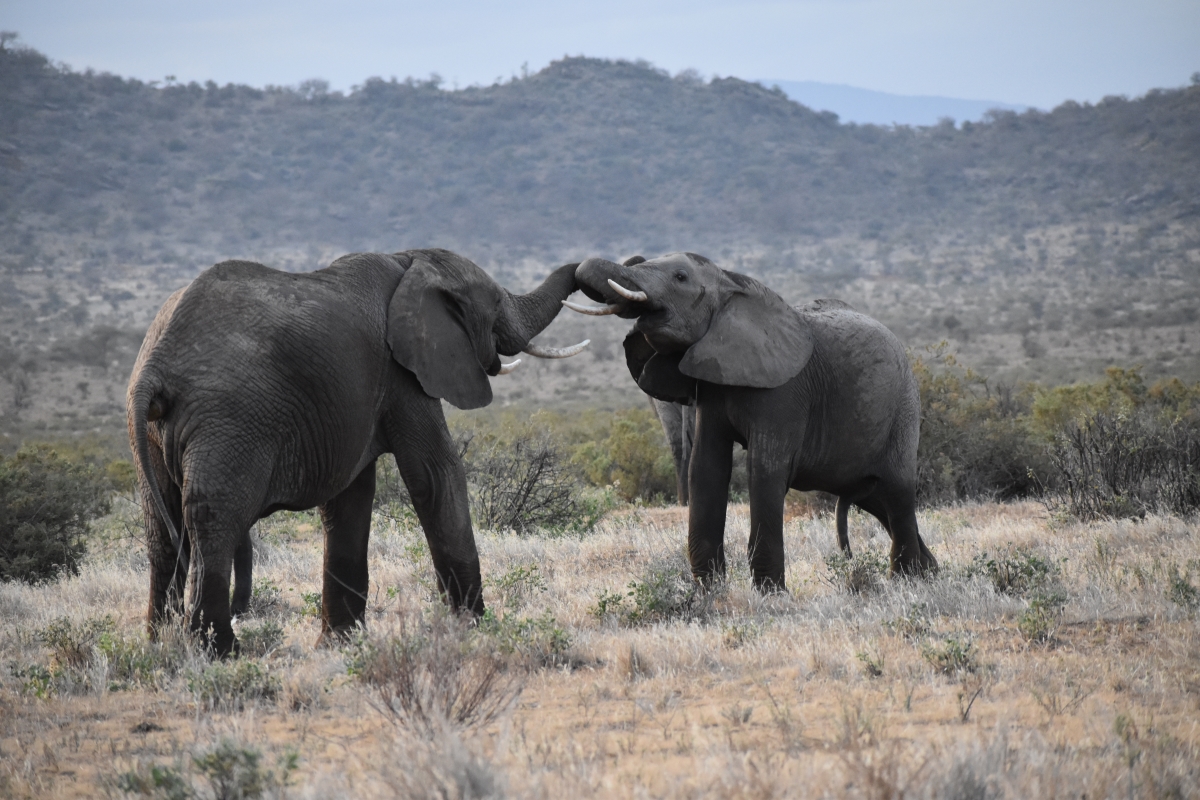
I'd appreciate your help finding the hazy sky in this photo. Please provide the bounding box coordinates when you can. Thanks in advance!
[3,0,1197,109]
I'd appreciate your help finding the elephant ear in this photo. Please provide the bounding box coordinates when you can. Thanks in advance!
[679,273,813,388]
[623,329,695,404]
[387,253,497,410]
[622,255,646,267]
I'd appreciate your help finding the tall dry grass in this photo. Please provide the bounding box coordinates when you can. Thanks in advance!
[1,498,1197,798]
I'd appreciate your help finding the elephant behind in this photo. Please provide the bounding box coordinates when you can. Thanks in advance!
[128,249,583,655]
[567,252,937,590]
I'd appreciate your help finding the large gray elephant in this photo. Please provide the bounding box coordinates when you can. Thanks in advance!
[128,249,585,655]
[567,252,937,590]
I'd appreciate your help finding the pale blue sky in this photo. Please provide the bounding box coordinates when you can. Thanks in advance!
[3,0,1197,109]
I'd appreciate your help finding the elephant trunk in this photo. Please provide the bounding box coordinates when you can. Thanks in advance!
[494,262,579,356]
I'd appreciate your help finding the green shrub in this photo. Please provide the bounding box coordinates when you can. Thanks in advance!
[187,660,279,711]
[1037,367,1200,520]
[922,635,978,675]
[1018,591,1068,643]
[476,609,572,666]
[911,345,1046,504]
[572,408,675,503]
[965,547,1059,596]
[1168,566,1200,609]
[115,739,297,800]
[0,444,111,583]
[823,549,889,594]
[237,621,285,658]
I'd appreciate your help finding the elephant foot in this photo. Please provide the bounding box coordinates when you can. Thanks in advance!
[315,623,362,648]
[194,621,239,659]
[751,574,787,595]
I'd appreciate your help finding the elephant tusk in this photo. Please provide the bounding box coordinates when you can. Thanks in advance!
[607,279,648,302]
[497,359,522,375]
[562,300,620,316]
[524,339,590,359]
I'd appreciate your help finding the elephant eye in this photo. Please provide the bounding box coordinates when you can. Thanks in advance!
[674,271,687,282]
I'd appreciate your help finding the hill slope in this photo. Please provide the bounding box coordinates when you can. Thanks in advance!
[1,43,1198,444]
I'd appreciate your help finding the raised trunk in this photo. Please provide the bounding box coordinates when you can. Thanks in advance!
[494,262,579,355]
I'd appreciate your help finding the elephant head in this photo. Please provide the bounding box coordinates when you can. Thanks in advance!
[567,253,812,402]
[387,248,586,409]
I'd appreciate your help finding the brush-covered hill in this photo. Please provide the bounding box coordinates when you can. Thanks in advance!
[1,39,1198,444]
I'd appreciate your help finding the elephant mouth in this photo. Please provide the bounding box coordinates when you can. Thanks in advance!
[565,275,654,318]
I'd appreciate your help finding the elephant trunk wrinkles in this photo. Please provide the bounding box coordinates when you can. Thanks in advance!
[495,262,579,355]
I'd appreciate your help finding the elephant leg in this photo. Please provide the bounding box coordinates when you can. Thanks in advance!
[835,495,852,558]
[318,460,376,642]
[651,399,689,506]
[182,493,249,657]
[857,486,935,577]
[687,402,735,585]
[680,404,695,507]
[387,387,484,616]
[143,442,187,639]
[229,528,253,617]
[747,456,789,592]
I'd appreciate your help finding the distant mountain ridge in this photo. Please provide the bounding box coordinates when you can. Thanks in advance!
[760,79,1031,126]
[0,43,1199,442]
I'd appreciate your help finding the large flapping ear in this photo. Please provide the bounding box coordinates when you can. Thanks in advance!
[679,272,813,388]
[387,251,498,410]
[623,329,695,404]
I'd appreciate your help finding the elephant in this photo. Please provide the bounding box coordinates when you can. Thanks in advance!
[566,252,937,591]
[128,248,586,655]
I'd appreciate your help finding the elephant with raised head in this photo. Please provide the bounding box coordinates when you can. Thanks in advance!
[128,249,586,655]
[566,252,936,591]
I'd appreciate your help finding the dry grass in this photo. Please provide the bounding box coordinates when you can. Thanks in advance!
[2,499,1199,798]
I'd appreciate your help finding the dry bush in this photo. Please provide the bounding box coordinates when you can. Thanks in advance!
[347,609,523,736]
[1048,410,1200,520]
[468,429,584,533]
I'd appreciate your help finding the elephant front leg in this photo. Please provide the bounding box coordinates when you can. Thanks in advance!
[388,394,484,617]
[746,454,790,592]
[687,403,735,585]
[318,460,376,642]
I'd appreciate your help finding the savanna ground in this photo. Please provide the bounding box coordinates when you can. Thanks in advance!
[2,495,1199,799]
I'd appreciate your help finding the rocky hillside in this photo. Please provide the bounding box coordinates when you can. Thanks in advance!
[1,40,1198,447]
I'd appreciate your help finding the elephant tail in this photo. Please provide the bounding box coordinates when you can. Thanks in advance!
[835,495,852,557]
[128,379,182,554]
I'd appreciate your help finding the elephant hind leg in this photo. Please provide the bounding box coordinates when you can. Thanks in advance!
[856,487,936,577]
[317,460,376,645]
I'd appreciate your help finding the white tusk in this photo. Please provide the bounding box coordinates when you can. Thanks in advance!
[524,339,590,359]
[607,279,648,302]
[562,299,620,316]
[497,359,521,375]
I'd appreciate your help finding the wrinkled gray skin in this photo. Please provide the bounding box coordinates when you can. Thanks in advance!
[574,253,937,590]
[650,399,694,505]
[128,249,578,656]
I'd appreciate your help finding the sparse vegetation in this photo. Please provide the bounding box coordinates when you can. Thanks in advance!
[1,499,1199,796]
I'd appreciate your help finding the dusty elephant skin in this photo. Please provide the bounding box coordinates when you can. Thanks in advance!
[569,253,937,591]
[127,249,581,656]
